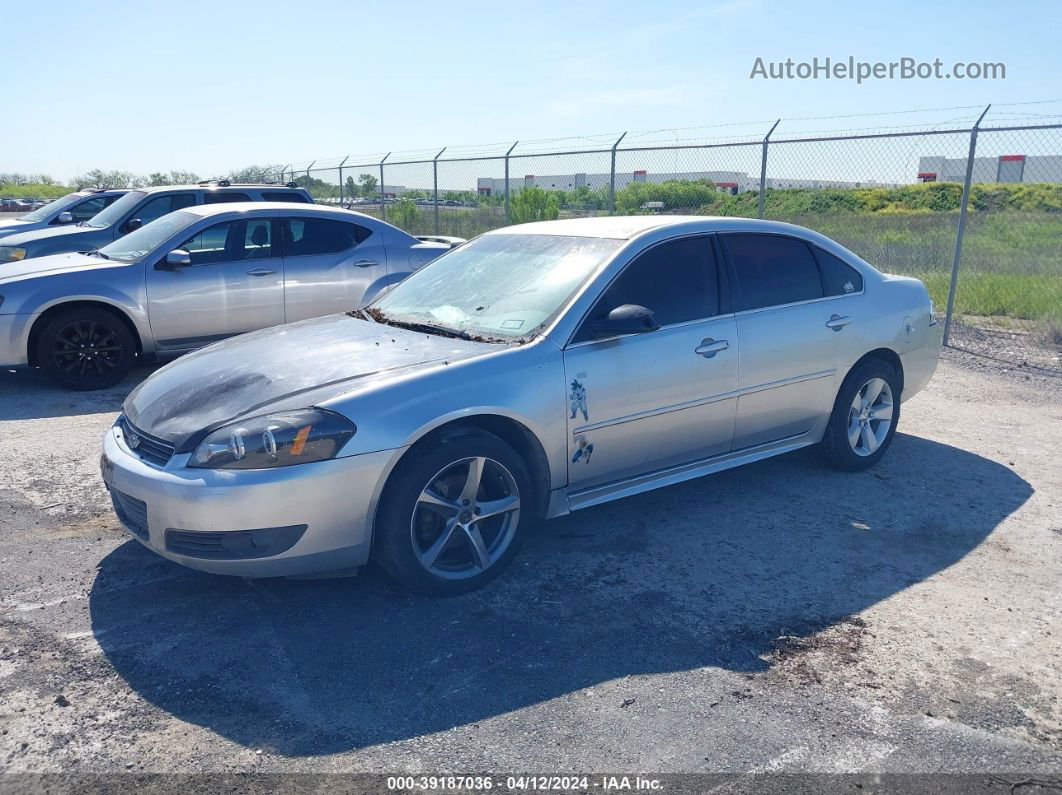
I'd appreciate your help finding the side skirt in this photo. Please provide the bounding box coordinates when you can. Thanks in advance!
[548,431,819,517]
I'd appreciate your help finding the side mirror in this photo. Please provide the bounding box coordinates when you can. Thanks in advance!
[165,249,192,267]
[57,211,74,224]
[589,304,660,338]
[126,218,143,232]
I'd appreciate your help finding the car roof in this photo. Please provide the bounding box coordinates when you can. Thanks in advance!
[180,202,360,218]
[130,184,307,194]
[486,215,824,240]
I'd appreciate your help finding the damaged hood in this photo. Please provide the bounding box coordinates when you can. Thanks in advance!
[123,314,496,450]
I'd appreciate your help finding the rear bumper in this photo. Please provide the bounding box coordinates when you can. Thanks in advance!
[102,423,403,577]
[900,323,942,402]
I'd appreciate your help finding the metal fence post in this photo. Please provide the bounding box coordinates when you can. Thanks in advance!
[337,156,348,206]
[379,152,390,222]
[305,160,315,185]
[609,131,627,215]
[758,119,780,219]
[942,104,991,347]
[504,141,518,224]
[433,147,446,234]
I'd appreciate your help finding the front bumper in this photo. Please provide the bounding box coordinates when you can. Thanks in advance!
[0,312,35,368]
[101,423,402,577]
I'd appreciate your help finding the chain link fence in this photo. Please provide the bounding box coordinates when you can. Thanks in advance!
[282,106,1062,373]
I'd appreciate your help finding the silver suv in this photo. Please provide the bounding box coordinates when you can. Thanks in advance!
[0,181,313,263]
[0,189,130,240]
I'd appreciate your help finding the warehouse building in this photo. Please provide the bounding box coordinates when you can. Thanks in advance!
[917,154,1062,184]
[476,170,898,196]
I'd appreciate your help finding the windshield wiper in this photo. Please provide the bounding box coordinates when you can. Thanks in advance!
[84,249,110,259]
[382,317,473,340]
[352,307,473,340]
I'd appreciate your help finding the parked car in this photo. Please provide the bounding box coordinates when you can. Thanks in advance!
[99,216,940,593]
[0,181,313,263]
[0,189,130,241]
[0,203,461,389]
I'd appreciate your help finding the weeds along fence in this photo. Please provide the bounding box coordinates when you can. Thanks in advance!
[282,110,1062,373]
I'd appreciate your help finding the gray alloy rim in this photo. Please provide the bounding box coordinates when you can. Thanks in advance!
[848,377,894,457]
[410,456,521,580]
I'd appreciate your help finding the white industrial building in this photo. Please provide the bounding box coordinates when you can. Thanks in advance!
[917,153,1062,184]
[476,170,898,196]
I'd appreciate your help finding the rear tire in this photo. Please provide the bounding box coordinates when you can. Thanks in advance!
[37,307,135,391]
[372,429,534,595]
[821,358,901,471]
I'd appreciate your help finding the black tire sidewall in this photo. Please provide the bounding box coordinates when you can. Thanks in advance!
[373,429,535,595]
[37,308,135,391]
[822,359,901,471]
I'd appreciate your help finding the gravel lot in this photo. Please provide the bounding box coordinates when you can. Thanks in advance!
[0,350,1060,777]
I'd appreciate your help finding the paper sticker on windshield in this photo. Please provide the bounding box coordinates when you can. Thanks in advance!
[501,319,524,330]
[569,379,588,422]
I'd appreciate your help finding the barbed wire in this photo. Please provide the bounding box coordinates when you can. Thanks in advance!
[281,99,1062,172]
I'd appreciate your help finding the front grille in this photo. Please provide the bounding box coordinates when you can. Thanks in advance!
[119,416,175,468]
[111,489,149,540]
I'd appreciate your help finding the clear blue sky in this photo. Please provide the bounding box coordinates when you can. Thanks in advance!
[4,0,1060,181]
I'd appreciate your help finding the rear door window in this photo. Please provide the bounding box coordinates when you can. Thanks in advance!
[723,234,824,311]
[263,191,309,203]
[811,245,864,296]
[282,218,368,256]
[204,192,252,204]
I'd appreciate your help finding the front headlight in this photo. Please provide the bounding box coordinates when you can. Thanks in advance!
[0,246,27,262]
[189,408,356,470]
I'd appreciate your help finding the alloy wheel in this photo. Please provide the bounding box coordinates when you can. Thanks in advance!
[51,320,124,380]
[848,377,894,457]
[410,456,521,580]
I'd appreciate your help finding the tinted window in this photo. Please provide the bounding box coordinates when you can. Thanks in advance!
[725,234,823,311]
[204,192,252,204]
[177,219,272,265]
[283,218,367,256]
[243,219,273,258]
[67,196,110,222]
[576,236,719,341]
[263,191,309,203]
[130,193,197,228]
[812,245,863,296]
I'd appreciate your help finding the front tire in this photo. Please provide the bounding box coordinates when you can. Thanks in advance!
[372,429,535,595]
[37,307,136,391]
[821,359,900,471]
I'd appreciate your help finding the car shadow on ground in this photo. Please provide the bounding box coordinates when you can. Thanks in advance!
[89,433,1030,756]
[0,365,156,420]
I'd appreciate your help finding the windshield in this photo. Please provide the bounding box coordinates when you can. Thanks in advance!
[86,190,146,228]
[18,193,82,222]
[98,211,200,262]
[370,233,622,339]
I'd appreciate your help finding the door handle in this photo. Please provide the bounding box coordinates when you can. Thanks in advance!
[246,268,277,277]
[825,314,852,331]
[352,259,379,268]
[694,338,729,358]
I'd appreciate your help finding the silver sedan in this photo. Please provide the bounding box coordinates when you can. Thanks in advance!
[0,202,458,389]
[101,216,940,594]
